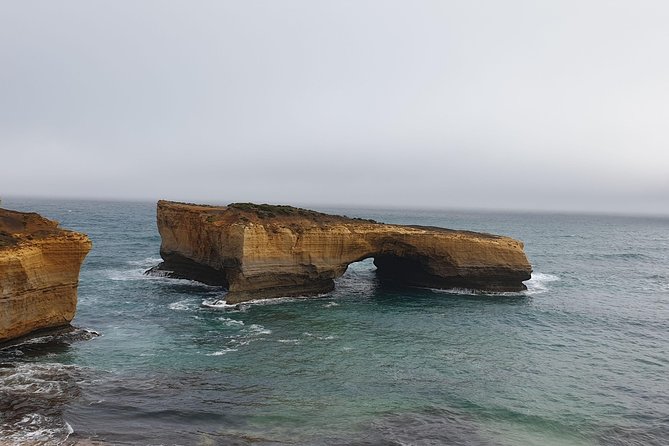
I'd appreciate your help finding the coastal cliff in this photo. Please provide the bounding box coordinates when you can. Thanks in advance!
[153,201,532,303]
[0,208,92,342]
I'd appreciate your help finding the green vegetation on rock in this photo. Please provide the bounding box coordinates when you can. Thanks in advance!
[228,203,327,219]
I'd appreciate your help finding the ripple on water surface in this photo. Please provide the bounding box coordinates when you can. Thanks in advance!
[1,198,668,445]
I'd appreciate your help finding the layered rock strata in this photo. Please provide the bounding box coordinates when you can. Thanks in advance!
[0,208,91,342]
[153,201,532,303]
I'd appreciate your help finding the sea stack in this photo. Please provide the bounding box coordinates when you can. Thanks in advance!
[152,201,532,303]
[0,208,92,342]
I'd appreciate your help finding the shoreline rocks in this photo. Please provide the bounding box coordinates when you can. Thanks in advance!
[153,201,532,303]
[0,208,92,343]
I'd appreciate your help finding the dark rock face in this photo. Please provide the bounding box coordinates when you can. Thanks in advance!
[147,252,230,287]
[153,201,532,303]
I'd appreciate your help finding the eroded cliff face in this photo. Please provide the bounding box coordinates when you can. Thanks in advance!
[0,209,92,342]
[155,201,532,303]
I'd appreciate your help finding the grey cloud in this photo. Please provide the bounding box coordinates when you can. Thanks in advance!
[1,1,668,215]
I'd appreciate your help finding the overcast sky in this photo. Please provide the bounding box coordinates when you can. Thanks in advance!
[1,1,668,215]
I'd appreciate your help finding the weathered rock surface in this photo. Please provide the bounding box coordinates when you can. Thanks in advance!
[153,201,532,303]
[0,208,91,343]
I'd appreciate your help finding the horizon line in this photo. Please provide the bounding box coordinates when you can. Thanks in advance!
[2,193,668,220]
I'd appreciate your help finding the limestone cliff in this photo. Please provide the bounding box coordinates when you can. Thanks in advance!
[0,208,92,342]
[153,201,532,303]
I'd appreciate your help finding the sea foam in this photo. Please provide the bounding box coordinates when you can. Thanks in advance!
[0,363,83,444]
[107,258,221,289]
[524,272,560,295]
[168,300,192,311]
[218,317,245,327]
[206,347,238,356]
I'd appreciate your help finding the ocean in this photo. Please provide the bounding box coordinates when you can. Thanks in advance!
[1,198,667,445]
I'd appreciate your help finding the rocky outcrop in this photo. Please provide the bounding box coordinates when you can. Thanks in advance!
[153,201,532,303]
[0,208,91,342]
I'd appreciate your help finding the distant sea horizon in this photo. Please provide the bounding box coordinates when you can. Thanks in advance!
[3,193,669,220]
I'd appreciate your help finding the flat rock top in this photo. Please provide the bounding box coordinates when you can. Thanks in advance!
[158,200,503,240]
[0,208,69,248]
[159,200,376,226]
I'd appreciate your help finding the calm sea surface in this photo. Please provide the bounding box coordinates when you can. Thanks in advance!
[1,198,668,445]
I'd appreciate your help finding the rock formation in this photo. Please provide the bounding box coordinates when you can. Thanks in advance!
[153,201,532,303]
[0,208,91,342]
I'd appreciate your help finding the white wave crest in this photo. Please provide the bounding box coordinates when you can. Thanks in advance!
[168,300,192,311]
[429,287,524,297]
[218,317,244,327]
[201,298,238,309]
[107,266,220,289]
[0,363,82,444]
[303,332,336,340]
[126,257,163,267]
[224,323,272,348]
[524,272,560,295]
[426,272,559,297]
[235,293,331,309]
[248,324,272,335]
[206,347,238,356]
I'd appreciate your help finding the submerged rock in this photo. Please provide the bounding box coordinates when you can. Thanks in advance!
[152,201,532,303]
[0,208,91,342]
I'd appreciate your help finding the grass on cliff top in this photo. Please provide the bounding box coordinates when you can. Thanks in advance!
[227,203,377,223]
[228,203,326,219]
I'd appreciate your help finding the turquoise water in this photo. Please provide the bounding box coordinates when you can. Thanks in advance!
[1,198,668,445]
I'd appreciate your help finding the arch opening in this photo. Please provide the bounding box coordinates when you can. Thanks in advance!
[334,252,454,294]
[373,253,436,288]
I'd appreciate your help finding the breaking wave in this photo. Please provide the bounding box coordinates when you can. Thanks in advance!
[0,363,84,445]
[524,272,560,295]
[105,257,221,289]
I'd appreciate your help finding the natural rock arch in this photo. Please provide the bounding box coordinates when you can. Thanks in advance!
[152,201,532,303]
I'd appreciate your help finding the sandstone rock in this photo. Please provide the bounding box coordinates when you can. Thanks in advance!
[0,208,91,343]
[153,201,532,303]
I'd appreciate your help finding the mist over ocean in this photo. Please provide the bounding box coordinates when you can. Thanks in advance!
[1,198,668,445]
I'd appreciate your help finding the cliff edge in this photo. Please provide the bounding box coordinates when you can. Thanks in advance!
[153,201,532,303]
[0,208,92,342]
